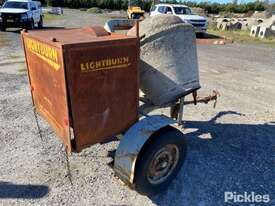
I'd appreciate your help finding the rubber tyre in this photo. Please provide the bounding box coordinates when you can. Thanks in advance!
[28,19,34,30]
[196,32,206,38]
[134,127,186,195]
[131,13,140,20]
[0,26,6,32]
[38,16,43,29]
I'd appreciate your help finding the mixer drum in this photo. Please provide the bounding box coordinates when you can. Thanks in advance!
[129,15,200,106]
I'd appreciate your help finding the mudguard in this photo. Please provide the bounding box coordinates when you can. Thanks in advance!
[114,115,180,185]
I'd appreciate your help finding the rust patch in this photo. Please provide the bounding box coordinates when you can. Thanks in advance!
[22,27,140,152]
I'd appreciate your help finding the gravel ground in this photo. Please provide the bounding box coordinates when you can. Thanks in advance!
[0,9,274,206]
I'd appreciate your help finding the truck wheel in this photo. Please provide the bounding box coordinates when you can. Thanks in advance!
[0,26,6,32]
[38,16,43,29]
[134,127,186,195]
[197,32,206,38]
[28,19,34,30]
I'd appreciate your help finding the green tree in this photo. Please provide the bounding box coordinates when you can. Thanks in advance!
[254,1,265,11]
[105,0,114,9]
[122,0,128,10]
[114,0,123,10]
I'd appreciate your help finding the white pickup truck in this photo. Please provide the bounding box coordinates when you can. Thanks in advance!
[150,4,208,34]
[0,0,43,31]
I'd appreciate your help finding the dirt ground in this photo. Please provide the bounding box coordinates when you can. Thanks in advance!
[0,9,274,206]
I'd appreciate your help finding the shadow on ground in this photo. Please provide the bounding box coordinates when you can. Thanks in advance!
[196,33,222,39]
[3,26,65,34]
[150,111,274,206]
[0,182,49,199]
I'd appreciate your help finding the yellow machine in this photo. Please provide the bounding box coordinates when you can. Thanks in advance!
[127,6,145,19]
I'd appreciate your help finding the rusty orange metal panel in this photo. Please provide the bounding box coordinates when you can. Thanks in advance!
[22,32,72,152]
[64,38,139,151]
[22,27,139,152]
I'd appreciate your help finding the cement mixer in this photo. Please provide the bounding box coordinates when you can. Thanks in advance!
[128,15,200,106]
[105,15,201,107]
[23,15,219,196]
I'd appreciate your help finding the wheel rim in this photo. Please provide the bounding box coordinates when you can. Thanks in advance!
[147,144,179,185]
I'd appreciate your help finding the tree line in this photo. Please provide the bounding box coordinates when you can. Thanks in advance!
[43,0,274,13]
[1,0,273,13]
[39,0,152,11]
[181,1,268,14]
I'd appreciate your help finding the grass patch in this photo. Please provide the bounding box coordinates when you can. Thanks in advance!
[43,13,65,22]
[208,27,275,47]
[87,7,102,14]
